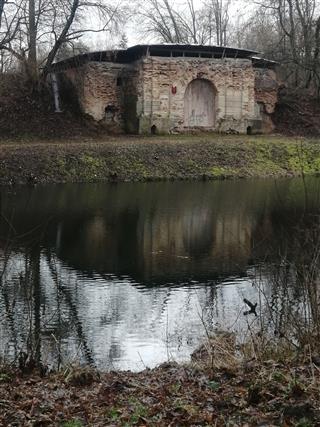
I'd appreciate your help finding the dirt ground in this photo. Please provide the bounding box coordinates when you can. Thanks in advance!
[0,348,319,427]
[273,93,320,137]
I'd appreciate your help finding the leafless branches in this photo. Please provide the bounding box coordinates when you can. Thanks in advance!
[1,0,319,92]
[0,0,126,77]
[238,0,320,91]
[136,0,231,46]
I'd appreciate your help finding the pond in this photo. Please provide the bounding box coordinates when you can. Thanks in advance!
[0,178,319,371]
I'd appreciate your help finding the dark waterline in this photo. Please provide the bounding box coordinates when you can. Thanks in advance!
[0,178,319,370]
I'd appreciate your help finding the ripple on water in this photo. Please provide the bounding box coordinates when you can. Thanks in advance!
[0,178,319,370]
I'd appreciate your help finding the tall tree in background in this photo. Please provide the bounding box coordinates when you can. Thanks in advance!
[0,0,23,50]
[0,0,125,79]
[137,0,231,45]
[137,0,183,43]
[28,0,37,79]
[239,0,320,91]
[208,0,231,46]
[1,0,320,93]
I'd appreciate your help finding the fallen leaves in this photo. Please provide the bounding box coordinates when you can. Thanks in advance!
[0,355,319,426]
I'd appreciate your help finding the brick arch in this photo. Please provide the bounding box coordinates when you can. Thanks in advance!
[184,79,216,127]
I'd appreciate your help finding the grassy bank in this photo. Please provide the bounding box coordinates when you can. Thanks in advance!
[1,134,320,185]
[1,337,319,426]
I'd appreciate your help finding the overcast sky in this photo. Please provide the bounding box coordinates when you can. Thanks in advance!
[86,0,250,50]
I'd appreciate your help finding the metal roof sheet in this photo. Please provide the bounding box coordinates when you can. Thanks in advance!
[50,44,274,72]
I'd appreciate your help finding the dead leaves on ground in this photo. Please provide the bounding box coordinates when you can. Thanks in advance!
[0,357,319,426]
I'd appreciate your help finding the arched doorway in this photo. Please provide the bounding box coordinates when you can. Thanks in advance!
[184,79,216,127]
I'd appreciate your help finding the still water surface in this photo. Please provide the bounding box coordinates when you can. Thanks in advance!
[0,178,319,370]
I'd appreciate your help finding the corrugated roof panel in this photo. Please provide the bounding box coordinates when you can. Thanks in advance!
[50,44,270,72]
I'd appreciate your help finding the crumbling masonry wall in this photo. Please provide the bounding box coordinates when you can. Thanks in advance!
[135,56,258,134]
[58,56,278,134]
[62,62,128,130]
[254,68,279,133]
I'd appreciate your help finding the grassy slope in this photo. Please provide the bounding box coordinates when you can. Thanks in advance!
[0,134,320,185]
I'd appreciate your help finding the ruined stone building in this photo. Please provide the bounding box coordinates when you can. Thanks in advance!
[52,44,278,134]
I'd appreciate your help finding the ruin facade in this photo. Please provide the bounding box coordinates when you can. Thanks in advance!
[53,44,279,134]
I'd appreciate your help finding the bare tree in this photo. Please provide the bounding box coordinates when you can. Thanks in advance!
[28,0,37,78]
[240,0,320,91]
[136,0,231,45]
[179,0,213,44]
[207,0,231,46]
[0,0,125,80]
[0,0,23,52]
[137,0,184,43]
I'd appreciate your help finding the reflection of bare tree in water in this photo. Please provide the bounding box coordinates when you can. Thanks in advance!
[203,284,219,325]
[0,273,18,358]
[255,213,320,349]
[1,178,320,368]
[45,249,95,366]
[0,243,95,368]
[0,194,20,361]
[292,215,320,345]
[28,244,41,366]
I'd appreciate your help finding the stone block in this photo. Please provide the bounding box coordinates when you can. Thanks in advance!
[58,54,278,135]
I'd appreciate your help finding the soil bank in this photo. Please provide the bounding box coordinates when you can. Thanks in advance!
[1,134,320,185]
[1,354,319,426]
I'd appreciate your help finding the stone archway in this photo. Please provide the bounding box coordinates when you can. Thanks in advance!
[184,79,216,127]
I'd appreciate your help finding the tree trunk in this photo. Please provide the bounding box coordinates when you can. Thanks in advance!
[28,0,38,81]
[42,0,79,77]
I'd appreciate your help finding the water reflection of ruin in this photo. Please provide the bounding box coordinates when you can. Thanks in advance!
[54,179,316,283]
[48,181,275,282]
[0,179,319,283]
[0,178,319,369]
[138,208,254,282]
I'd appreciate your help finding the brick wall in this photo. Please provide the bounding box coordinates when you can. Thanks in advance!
[136,56,257,134]
[59,55,278,134]
[63,62,128,130]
